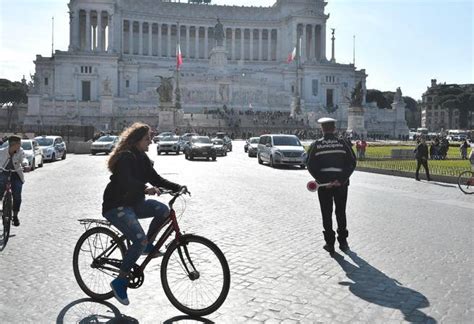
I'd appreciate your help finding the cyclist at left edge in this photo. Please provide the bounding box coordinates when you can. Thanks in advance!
[0,135,27,227]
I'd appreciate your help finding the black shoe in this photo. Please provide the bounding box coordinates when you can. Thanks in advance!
[12,217,20,227]
[339,242,349,251]
[323,244,335,254]
[415,178,420,181]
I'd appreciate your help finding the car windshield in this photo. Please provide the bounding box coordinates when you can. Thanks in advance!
[215,133,226,139]
[21,142,32,150]
[273,136,301,146]
[97,136,116,142]
[161,136,179,142]
[250,138,259,144]
[36,138,54,146]
[192,137,211,144]
[213,139,224,144]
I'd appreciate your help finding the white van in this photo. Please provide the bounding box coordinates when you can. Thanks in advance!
[257,134,306,169]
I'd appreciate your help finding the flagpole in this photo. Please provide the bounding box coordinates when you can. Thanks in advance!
[175,21,181,110]
[51,16,55,56]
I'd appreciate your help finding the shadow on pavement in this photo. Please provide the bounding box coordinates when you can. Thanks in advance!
[163,315,215,323]
[56,298,139,324]
[333,251,437,323]
[428,182,458,188]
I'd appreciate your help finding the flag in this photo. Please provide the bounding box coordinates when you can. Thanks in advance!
[176,43,183,70]
[287,46,296,63]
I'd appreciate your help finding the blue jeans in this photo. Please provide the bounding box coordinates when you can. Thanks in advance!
[103,199,170,274]
[0,172,23,212]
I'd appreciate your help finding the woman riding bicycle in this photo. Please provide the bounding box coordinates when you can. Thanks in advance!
[102,123,185,305]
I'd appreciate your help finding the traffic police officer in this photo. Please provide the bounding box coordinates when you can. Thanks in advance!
[307,118,357,254]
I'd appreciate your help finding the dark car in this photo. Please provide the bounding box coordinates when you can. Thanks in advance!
[212,138,227,156]
[178,132,199,152]
[184,136,216,161]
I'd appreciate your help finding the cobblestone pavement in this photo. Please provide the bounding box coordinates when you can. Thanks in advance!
[0,141,472,323]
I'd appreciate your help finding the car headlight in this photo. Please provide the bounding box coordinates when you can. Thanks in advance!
[274,150,283,156]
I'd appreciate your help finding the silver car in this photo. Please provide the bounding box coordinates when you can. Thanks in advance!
[90,135,119,155]
[35,136,67,161]
[247,137,260,157]
[21,139,43,170]
[257,134,306,168]
[157,136,180,155]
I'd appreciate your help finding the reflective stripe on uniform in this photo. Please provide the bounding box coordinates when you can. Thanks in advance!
[314,150,346,156]
[320,167,343,172]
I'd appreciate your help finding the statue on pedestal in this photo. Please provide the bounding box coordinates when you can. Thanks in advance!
[157,76,174,104]
[102,77,112,96]
[394,87,404,103]
[214,18,225,47]
[350,81,364,107]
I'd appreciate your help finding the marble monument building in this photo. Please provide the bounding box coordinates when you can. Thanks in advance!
[26,0,408,137]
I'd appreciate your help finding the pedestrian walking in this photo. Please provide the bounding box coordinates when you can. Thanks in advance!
[306,118,357,254]
[460,140,469,159]
[414,137,431,181]
[360,139,367,159]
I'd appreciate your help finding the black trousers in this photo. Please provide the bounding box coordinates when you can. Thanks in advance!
[317,185,348,233]
[415,158,430,179]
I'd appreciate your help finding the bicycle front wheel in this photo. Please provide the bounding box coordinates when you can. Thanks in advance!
[161,234,230,317]
[73,227,126,300]
[1,193,12,249]
[458,171,474,194]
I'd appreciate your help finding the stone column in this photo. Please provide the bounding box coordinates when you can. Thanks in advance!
[275,28,280,61]
[258,29,262,61]
[186,25,190,58]
[241,28,245,60]
[301,24,307,63]
[107,13,114,53]
[92,14,97,51]
[231,28,235,60]
[97,12,103,51]
[311,24,316,61]
[85,10,91,51]
[148,22,153,56]
[195,26,199,58]
[158,23,162,56]
[68,10,74,51]
[167,24,171,57]
[321,23,326,61]
[267,29,272,61]
[138,21,143,55]
[204,27,208,58]
[129,20,134,55]
[250,29,254,60]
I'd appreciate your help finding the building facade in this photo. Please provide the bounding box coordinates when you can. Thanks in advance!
[26,0,408,137]
[421,79,474,132]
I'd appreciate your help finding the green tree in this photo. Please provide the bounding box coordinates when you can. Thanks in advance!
[0,78,28,130]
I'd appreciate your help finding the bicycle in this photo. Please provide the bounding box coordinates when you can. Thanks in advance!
[0,168,15,250]
[72,187,231,317]
[457,170,474,194]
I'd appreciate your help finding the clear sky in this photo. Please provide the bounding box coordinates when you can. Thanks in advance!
[0,0,472,100]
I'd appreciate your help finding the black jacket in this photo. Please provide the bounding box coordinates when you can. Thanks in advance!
[415,143,429,160]
[102,148,181,214]
[306,134,357,185]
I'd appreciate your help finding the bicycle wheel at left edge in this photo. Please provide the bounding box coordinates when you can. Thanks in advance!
[1,192,13,250]
[73,227,127,300]
[161,234,231,317]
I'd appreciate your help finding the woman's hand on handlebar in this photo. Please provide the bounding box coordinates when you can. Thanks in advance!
[145,186,161,196]
[180,185,191,196]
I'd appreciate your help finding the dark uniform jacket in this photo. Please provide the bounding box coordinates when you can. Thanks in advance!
[306,134,357,185]
[414,143,429,160]
[102,148,181,214]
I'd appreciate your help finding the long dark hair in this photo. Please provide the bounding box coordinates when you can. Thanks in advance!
[107,122,150,172]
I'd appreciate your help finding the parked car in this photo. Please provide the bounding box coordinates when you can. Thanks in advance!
[157,136,180,155]
[35,135,67,161]
[90,135,119,155]
[153,132,176,143]
[212,138,227,156]
[257,134,306,168]
[214,132,232,151]
[247,137,260,157]
[184,136,216,161]
[21,139,43,170]
[178,133,199,151]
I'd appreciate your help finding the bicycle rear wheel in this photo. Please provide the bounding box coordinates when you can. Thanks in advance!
[161,234,230,317]
[458,171,474,194]
[73,227,126,300]
[1,192,12,250]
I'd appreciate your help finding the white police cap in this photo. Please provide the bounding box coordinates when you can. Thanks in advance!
[317,117,337,124]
